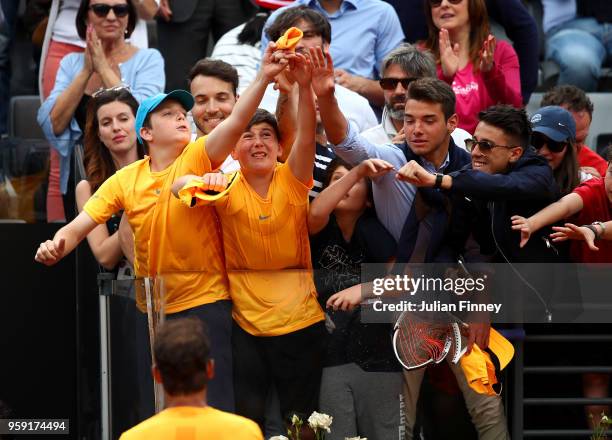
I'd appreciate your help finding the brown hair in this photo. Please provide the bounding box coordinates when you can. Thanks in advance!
[541,85,594,119]
[76,0,137,40]
[188,58,239,97]
[423,0,490,72]
[406,77,456,120]
[246,108,281,140]
[154,318,211,396]
[265,5,332,44]
[83,88,144,191]
[553,138,581,196]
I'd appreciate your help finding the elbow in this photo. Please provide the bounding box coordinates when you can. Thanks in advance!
[49,112,64,136]
[98,255,118,271]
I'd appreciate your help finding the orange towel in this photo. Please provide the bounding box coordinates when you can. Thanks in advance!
[275,27,303,51]
[178,172,240,206]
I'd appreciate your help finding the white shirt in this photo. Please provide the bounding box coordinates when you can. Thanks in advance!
[360,106,471,150]
[259,83,379,133]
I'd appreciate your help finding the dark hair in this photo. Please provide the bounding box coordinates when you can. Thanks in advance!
[478,105,532,149]
[322,157,374,205]
[76,0,137,41]
[154,318,211,396]
[607,147,612,163]
[423,0,490,72]
[265,6,331,44]
[84,88,144,191]
[406,77,456,120]
[188,58,239,97]
[238,11,269,46]
[552,137,580,196]
[246,108,281,140]
[540,85,594,119]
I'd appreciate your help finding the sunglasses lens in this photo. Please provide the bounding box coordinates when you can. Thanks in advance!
[113,4,129,16]
[379,78,398,90]
[532,133,566,153]
[91,4,111,16]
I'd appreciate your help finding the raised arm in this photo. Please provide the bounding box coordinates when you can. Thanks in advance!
[34,210,99,266]
[308,159,394,234]
[205,42,295,169]
[75,180,124,270]
[286,54,316,184]
[274,72,298,162]
[510,193,584,248]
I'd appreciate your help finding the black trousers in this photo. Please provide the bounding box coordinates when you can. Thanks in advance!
[232,320,327,428]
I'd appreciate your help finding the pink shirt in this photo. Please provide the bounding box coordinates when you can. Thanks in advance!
[437,40,522,133]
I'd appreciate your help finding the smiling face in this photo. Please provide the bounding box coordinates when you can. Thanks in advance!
[190,75,237,136]
[140,100,191,149]
[431,0,470,32]
[471,121,523,174]
[97,100,137,158]
[87,0,130,42]
[404,99,455,159]
[231,122,282,176]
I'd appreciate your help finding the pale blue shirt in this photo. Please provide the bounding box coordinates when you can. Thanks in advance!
[333,122,449,242]
[261,0,405,79]
[542,0,576,33]
[37,48,165,193]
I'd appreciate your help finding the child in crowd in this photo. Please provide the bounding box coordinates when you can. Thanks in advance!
[172,52,325,432]
[308,157,402,440]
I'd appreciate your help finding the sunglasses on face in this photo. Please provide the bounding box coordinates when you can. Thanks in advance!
[465,138,516,153]
[89,3,130,18]
[531,132,568,153]
[429,0,463,7]
[379,77,415,91]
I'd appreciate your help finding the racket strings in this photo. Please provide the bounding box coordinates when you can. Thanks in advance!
[396,321,448,367]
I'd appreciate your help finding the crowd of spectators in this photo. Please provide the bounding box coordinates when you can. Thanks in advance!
[2,0,612,438]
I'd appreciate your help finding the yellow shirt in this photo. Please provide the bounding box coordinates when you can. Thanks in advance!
[194,163,324,336]
[119,406,263,440]
[84,137,229,313]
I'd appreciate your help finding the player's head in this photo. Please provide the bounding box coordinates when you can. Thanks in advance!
[189,59,239,136]
[135,90,194,152]
[232,109,282,176]
[153,318,214,397]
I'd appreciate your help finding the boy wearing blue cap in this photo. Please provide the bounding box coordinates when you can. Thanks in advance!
[34,43,296,412]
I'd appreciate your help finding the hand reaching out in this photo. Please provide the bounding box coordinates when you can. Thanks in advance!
[288,53,312,87]
[260,43,296,83]
[479,34,496,73]
[510,215,533,248]
[357,159,395,179]
[550,223,600,251]
[396,160,436,187]
[326,284,362,311]
[197,173,229,193]
[439,28,460,79]
[309,47,335,98]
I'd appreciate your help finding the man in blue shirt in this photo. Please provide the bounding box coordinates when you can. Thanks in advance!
[261,0,404,107]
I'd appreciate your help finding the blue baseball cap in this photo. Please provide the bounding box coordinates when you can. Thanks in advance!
[135,90,194,143]
[530,106,576,143]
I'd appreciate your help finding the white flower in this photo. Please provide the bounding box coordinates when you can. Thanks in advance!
[308,411,333,433]
[291,414,302,425]
[602,414,610,424]
[269,436,289,440]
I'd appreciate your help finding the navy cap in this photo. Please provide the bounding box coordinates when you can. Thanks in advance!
[135,90,194,143]
[530,106,576,142]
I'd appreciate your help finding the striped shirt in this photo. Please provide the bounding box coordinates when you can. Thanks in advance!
[311,143,336,199]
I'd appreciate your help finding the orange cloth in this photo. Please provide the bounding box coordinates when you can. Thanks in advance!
[178,172,241,205]
[181,163,324,336]
[459,328,514,396]
[84,136,229,314]
[119,406,263,440]
[275,27,303,51]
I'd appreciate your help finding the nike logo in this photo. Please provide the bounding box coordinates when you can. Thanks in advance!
[259,214,271,221]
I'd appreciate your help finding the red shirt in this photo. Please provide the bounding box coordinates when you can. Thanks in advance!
[571,178,612,263]
[577,144,608,177]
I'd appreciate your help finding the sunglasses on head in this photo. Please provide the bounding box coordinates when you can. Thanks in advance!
[465,138,516,153]
[379,77,415,91]
[429,0,463,7]
[89,3,130,18]
[92,84,131,98]
[531,132,568,153]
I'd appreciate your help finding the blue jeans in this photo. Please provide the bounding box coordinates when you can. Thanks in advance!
[546,18,612,91]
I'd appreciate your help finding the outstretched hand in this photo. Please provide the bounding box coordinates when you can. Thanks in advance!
[439,28,460,79]
[478,34,496,73]
[196,173,229,193]
[326,284,362,311]
[357,158,395,178]
[261,42,296,82]
[550,223,600,251]
[288,52,312,87]
[35,237,66,266]
[309,47,335,98]
[510,215,533,248]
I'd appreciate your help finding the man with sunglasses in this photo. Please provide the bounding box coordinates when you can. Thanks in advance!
[361,43,471,149]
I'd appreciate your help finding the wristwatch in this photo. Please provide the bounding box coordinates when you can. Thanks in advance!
[434,173,444,189]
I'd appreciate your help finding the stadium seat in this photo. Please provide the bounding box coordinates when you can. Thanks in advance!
[8,95,45,139]
[526,92,612,158]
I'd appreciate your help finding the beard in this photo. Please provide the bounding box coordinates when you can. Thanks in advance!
[386,103,405,121]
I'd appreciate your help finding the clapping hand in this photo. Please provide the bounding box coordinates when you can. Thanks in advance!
[478,34,496,73]
[87,24,111,74]
[439,28,460,79]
